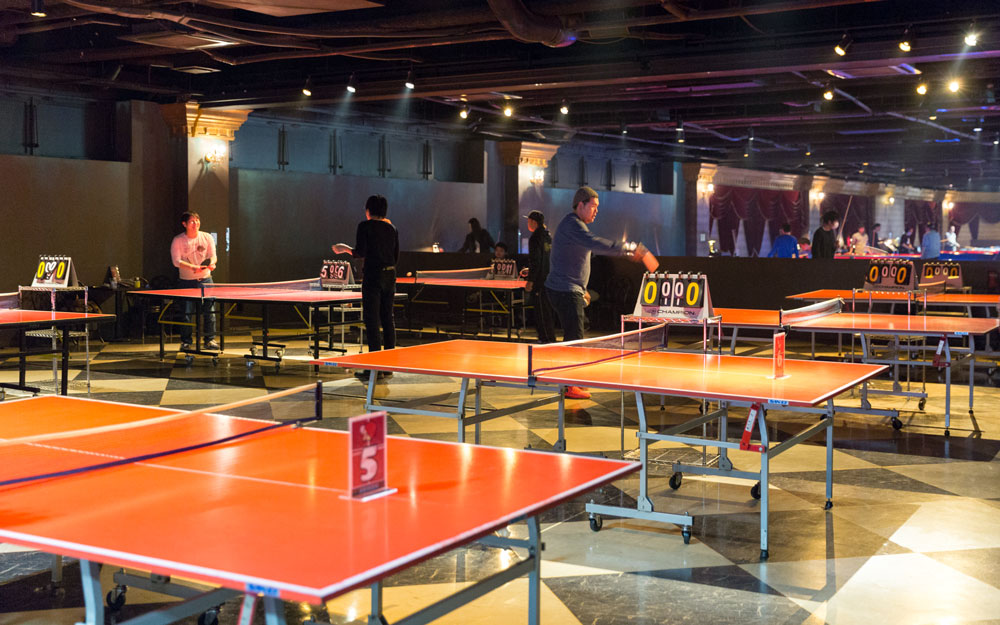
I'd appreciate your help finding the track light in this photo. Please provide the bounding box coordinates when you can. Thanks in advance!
[993,133,999,146]
[805,144,812,156]
[559,99,569,115]
[459,106,469,119]
[834,34,852,56]
[30,0,45,17]
[620,121,628,135]
[964,27,978,47]
[916,83,927,95]
[404,69,415,90]
[346,73,357,94]
[301,76,312,97]
[823,86,834,101]
[898,26,912,52]
[948,79,960,93]
[503,103,513,117]
[748,127,755,141]
[676,120,684,143]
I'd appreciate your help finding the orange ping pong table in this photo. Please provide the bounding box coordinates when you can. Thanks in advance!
[315,326,886,559]
[666,299,999,436]
[0,388,637,625]
[789,288,1000,317]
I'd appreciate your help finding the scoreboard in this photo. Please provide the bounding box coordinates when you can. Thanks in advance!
[919,261,962,292]
[863,259,914,292]
[632,272,713,321]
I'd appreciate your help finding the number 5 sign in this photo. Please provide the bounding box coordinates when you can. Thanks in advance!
[348,411,394,500]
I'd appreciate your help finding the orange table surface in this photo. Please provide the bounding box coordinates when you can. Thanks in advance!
[0,309,114,325]
[396,277,526,289]
[789,289,1000,306]
[0,396,637,604]
[318,340,885,407]
[135,287,366,304]
[712,308,998,335]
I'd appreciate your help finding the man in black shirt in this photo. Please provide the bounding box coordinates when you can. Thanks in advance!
[899,226,916,254]
[811,210,840,259]
[520,210,556,343]
[332,195,399,379]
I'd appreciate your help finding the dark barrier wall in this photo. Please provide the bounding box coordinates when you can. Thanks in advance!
[231,169,488,283]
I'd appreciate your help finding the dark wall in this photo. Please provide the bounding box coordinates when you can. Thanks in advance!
[230,169,488,283]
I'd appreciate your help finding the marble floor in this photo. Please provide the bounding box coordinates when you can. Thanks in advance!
[2,328,999,625]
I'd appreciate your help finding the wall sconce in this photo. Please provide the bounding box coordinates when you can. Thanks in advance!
[884,195,895,205]
[698,181,714,197]
[943,199,954,210]
[529,167,545,185]
[204,148,225,167]
[809,190,826,202]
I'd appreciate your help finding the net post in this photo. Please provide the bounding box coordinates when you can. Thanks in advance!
[315,381,323,421]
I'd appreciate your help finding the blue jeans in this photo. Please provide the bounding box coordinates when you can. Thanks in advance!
[546,288,585,342]
[177,277,216,343]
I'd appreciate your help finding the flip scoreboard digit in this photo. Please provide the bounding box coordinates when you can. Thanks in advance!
[320,259,354,286]
[632,272,713,321]
[863,259,914,292]
[919,261,962,292]
[490,258,518,279]
[31,255,78,288]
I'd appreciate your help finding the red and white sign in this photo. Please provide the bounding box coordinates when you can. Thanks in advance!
[773,331,786,379]
[348,411,390,499]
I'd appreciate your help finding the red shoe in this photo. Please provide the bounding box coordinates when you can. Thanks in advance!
[565,386,591,400]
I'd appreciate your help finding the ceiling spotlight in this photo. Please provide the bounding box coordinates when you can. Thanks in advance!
[676,120,685,143]
[743,152,749,158]
[916,83,928,95]
[346,73,357,94]
[974,125,983,133]
[948,79,960,93]
[834,33,852,56]
[459,106,469,119]
[748,127,755,141]
[620,121,628,135]
[993,134,999,146]
[964,29,978,47]
[823,87,834,101]
[929,115,937,120]
[559,99,569,115]
[898,27,912,52]
[30,0,45,17]
[901,167,906,172]
[301,76,312,97]
[503,103,513,117]
[805,144,812,156]
[404,69,415,90]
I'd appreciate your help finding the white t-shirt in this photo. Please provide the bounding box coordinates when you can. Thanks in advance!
[171,231,216,280]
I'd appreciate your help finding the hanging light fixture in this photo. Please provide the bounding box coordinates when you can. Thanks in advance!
[346,73,357,94]
[834,33,852,56]
[898,26,913,52]
[404,69,415,90]
[559,99,569,115]
[301,76,313,97]
[459,106,469,119]
[30,0,46,17]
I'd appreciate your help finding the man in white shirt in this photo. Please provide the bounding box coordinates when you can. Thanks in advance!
[849,225,869,255]
[170,212,219,351]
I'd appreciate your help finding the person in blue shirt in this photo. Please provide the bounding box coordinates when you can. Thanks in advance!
[545,186,648,399]
[767,223,799,258]
[921,222,941,259]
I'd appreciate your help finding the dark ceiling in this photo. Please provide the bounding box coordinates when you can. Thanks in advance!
[3,0,1000,190]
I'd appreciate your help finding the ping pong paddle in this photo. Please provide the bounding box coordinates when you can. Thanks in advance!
[631,243,659,272]
[201,259,212,266]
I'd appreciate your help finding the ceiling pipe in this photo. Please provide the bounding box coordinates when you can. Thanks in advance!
[486,0,577,47]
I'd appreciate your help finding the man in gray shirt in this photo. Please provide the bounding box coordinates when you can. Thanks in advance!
[545,186,647,399]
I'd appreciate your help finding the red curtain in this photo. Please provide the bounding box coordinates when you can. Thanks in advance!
[709,185,807,256]
[949,202,1000,241]
[904,200,939,240]
[819,193,873,244]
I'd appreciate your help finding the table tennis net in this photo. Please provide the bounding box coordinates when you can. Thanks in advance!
[0,292,18,310]
[0,383,322,490]
[779,298,843,325]
[528,323,668,378]
[413,267,493,280]
[201,278,325,294]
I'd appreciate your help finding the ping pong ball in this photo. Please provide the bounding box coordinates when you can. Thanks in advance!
[407,272,412,277]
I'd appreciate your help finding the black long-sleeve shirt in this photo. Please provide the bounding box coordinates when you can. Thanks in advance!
[525,227,552,292]
[811,227,837,259]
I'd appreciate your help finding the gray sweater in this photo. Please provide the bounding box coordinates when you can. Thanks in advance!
[545,212,625,294]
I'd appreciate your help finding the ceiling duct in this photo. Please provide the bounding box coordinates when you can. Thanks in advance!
[486,0,576,48]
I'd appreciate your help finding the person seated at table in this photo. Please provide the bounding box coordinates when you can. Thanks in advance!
[493,241,509,260]
[767,223,799,258]
[899,225,917,254]
[460,217,495,253]
[797,237,812,258]
[942,224,959,252]
[849,226,869,255]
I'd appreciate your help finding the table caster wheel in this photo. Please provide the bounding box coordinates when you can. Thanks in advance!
[918,398,926,411]
[891,416,903,430]
[669,473,683,490]
[824,500,833,510]
[106,586,127,612]
[750,482,761,500]
[198,608,220,625]
[760,549,769,560]
[681,528,691,544]
[589,515,603,532]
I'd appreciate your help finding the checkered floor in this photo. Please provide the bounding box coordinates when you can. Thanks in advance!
[2,329,1000,625]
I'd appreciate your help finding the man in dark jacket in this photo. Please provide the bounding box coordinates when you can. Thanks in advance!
[811,210,840,259]
[459,217,495,253]
[520,210,556,343]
